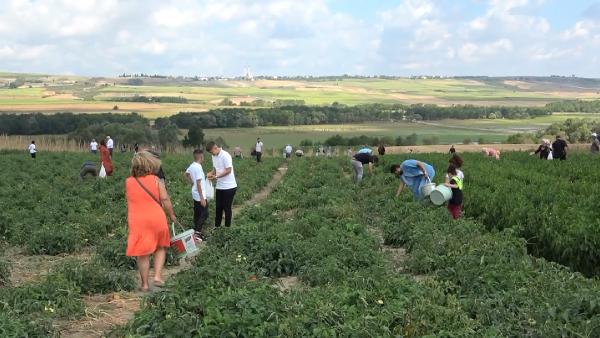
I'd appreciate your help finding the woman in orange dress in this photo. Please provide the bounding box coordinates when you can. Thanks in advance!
[99,139,113,176]
[126,151,177,291]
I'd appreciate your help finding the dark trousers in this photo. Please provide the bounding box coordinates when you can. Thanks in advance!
[30,153,36,159]
[109,148,113,156]
[256,151,262,162]
[215,188,237,227]
[193,200,209,233]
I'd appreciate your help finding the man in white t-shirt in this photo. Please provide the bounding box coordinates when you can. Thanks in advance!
[28,140,37,159]
[255,137,264,163]
[284,144,292,159]
[90,139,98,154]
[206,141,237,227]
[106,136,114,156]
[185,149,208,241]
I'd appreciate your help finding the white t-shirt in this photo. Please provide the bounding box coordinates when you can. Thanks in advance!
[255,141,263,152]
[28,144,36,154]
[90,141,98,151]
[186,162,206,201]
[285,145,292,154]
[212,149,237,190]
[445,169,464,181]
[106,138,114,149]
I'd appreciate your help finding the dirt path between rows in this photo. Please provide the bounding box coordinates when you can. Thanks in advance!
[57,163,290,338]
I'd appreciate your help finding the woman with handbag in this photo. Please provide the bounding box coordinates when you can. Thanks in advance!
[125,151,177,291]
[99,139,113,176]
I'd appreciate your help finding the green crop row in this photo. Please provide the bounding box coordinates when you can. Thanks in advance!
[0,150,283,336]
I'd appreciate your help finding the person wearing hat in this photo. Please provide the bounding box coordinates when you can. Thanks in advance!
[591,133,600,154]
[552,135,568,161]
[533,139,552,160]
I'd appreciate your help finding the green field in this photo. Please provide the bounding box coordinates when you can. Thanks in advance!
[2,74,600,116]
[2,152,599,336]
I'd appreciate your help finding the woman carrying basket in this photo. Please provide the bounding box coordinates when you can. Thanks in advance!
[125,151,177,292]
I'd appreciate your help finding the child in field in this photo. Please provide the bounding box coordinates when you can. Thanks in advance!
[444,164,463,220]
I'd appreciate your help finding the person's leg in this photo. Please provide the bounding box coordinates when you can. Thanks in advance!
[448,204,461,220]
[351,160,360,183]
[153,247,166,284]
[136,255,150,290]
[199,202,209,233]
[193,200,201,232]
[257,152,262,162]
[223,188,237,227]
[215,189,224,227]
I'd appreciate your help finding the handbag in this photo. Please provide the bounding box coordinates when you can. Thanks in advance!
[205,179,215,201]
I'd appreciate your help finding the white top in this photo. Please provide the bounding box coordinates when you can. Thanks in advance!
[90,141,98,151]
[255,141,263,152]
[28,144,36,154]
[186,162,206,201]
[445,169,464,181]
[212,149,237,190]
[106,138,114,149]
[285,145,292,154]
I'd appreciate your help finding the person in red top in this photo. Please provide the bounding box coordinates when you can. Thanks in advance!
[125,151,177,291]
[99,139,113,176]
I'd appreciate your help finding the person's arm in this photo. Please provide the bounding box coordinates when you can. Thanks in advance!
[158,179,176,223]
[395,181,405,197]
[216,167,232,178]
[415,161,429,179]
[196,178,206,207]
[368,162,373,175]
[444,179,458,188]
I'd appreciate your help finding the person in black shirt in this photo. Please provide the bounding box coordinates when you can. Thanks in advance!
[533,139,552,160]
[378,143,386,156]
[449,145,456,154]
[552,135,568,161]
[351,152,378,183]
[444,164,463,220]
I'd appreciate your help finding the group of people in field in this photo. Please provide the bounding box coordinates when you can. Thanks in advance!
[350,145,465,220]
[532,135,569,160]
[125,142,237,291]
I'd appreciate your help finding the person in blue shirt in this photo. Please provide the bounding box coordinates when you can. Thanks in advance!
[390,159,435,200]
[357,146,372,154]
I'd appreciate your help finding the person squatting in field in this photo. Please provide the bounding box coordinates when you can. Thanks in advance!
[481,147,500,160]
[185,149,208,241]
[391,159,436,200]
[125,151,177,292]
[351,151,378,183]
[79,161,97,179]
[206,141,238,228]
[444,164,464,220]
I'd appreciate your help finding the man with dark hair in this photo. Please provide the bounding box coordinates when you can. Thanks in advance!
[185,149,208,241]
[206,141,237,227]
[351,152,378,183]
[552,135,568,161]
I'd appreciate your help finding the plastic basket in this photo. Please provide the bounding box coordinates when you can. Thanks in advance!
[170,223,198,258]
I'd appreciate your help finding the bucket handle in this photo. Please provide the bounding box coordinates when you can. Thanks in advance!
[171,221,186,237]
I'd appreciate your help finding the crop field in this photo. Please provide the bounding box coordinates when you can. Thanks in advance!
[2,75,600,116]
[1,150,599,336]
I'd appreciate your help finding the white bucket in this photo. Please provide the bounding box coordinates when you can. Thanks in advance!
[170,224,199,258]
[421,177,436,197]
[430,185,453,206]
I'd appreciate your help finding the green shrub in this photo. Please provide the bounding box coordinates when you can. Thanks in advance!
[27,224,83,255]
[52,259,137,294]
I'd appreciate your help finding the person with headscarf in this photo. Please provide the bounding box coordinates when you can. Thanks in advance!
[533,139,552,160]
[481,147,500,160]
[390,160,435,200]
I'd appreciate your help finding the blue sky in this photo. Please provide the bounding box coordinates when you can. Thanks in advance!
[0,0,599,77]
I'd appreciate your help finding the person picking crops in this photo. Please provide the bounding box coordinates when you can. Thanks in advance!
[206,141,238,228]
[99,139,113,176]
[481,147,500,160]
[444,164,464,220]
[390,159,435,200]
[351,152,378,183]
[125,151,177,292]
[185,149,208,241]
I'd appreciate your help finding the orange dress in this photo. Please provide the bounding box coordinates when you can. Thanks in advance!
[125,175,170,256]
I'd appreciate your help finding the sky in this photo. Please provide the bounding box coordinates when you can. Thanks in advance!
[0,0,599,77]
